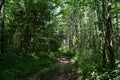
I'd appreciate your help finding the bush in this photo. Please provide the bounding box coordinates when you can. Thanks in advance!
[74,49,101,79]
[0,49,56,80]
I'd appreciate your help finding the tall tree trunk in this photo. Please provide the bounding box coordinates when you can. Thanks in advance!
[0,0,5,54]
[106,0,115,69]
[101,0,108,68]
[115,0,119,58]
[95,0,107,68]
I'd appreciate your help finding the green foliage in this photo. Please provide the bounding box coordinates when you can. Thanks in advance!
[74,50,101,79]
[0,49,56,80]
[58,47,75,57]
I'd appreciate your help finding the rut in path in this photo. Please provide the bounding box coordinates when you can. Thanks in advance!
[29,56,82,80]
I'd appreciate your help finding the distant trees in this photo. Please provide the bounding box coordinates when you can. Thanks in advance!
[61,0,119,78]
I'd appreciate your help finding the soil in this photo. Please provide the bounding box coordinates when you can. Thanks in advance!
[29,56,82,80]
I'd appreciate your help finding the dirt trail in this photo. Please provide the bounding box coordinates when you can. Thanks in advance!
[57,56,75,80]
[29,56,82,80]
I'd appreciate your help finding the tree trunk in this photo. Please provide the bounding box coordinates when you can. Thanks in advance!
[0,0,5,54]
[106,0,115,69]
[95,0,107,68]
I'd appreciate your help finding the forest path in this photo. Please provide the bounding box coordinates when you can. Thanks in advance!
[56,56,77,80]
[29,56,82,80]
[39,56,83,80]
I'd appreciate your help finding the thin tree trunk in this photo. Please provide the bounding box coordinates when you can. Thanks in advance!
[115,0,119,58]
[101,0,109,68]
[0,0,5,54]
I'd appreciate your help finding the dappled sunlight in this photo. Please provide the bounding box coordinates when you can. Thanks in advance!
[0,0,120,80]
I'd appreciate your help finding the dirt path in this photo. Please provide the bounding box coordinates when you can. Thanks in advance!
[29,56,82,80]
[57,56,75,80]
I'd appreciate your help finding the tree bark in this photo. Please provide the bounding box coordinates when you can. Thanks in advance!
[95,0,107,68]
[106,0,115,69]
[0,0,5,54]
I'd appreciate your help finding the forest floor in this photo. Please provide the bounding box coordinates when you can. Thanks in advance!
[39,56,82,80]
[29,56,82,80]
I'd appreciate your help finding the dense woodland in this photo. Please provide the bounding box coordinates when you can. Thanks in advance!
[0,0,120,80]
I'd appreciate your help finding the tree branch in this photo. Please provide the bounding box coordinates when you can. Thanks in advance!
[0,0,5,11]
